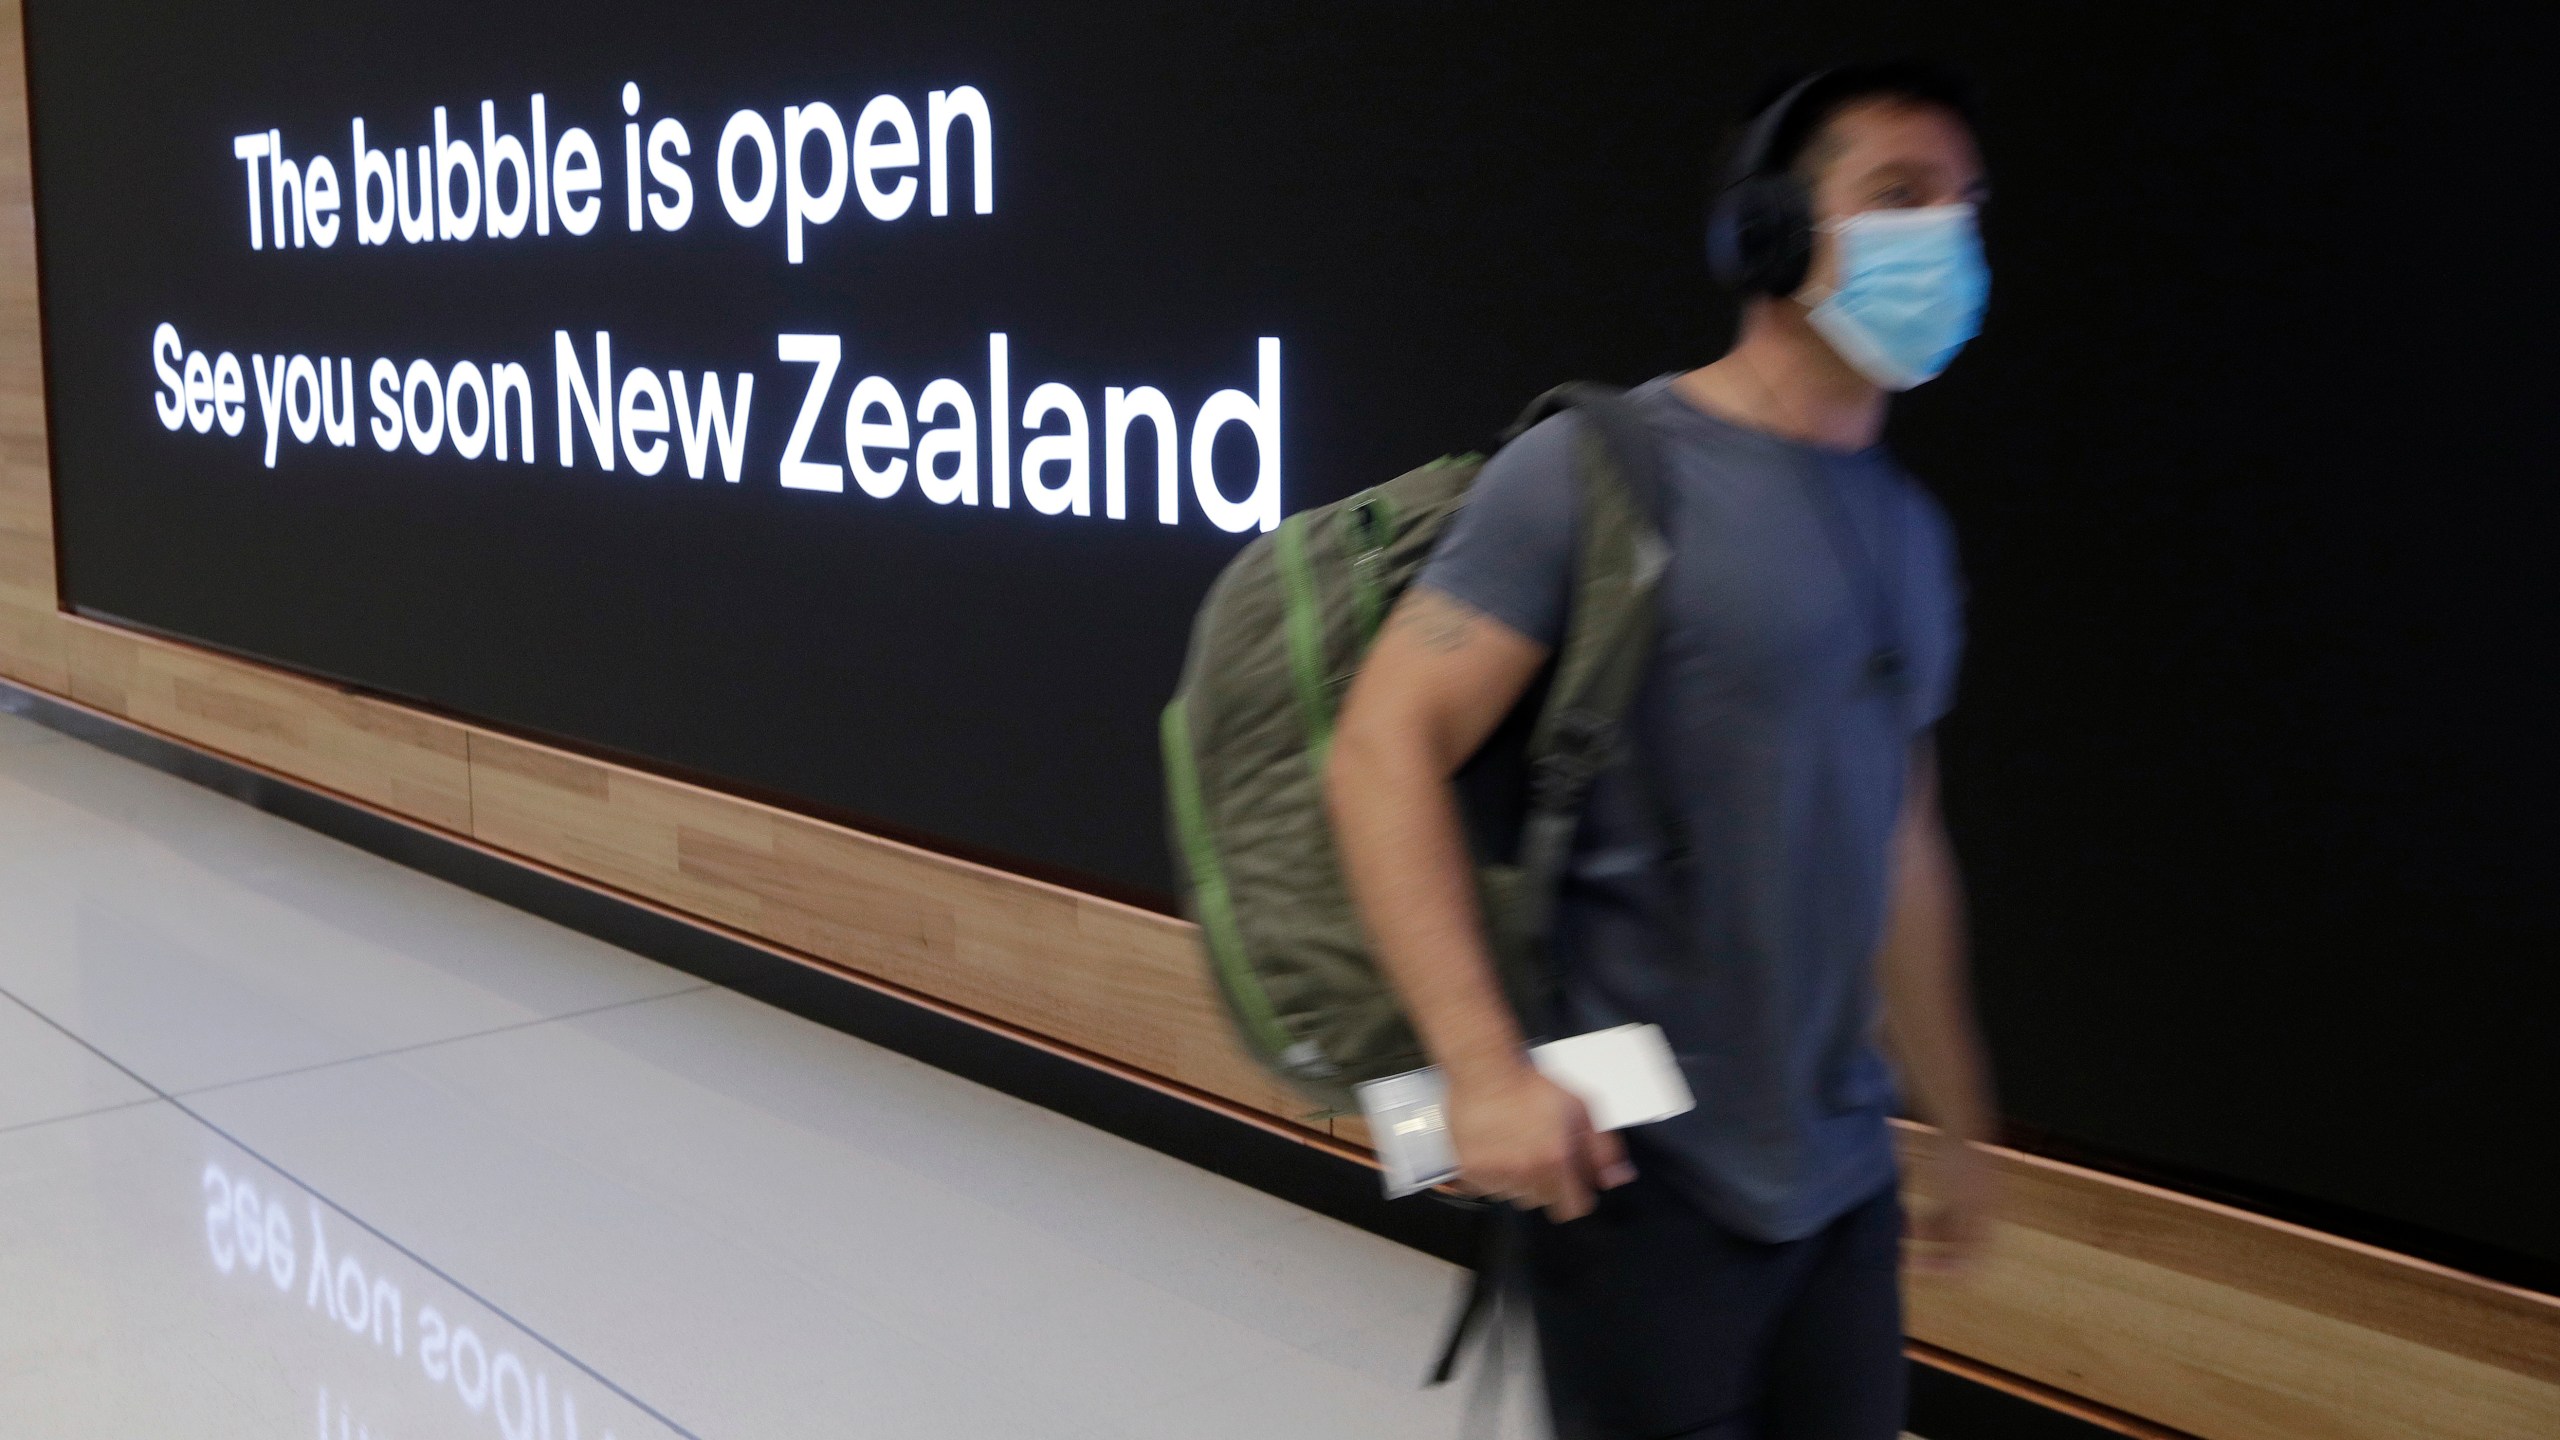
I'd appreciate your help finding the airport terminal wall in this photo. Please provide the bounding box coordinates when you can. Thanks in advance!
[4,5,2556,1436]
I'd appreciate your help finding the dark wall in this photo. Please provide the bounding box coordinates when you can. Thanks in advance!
[26,2,2558,1277]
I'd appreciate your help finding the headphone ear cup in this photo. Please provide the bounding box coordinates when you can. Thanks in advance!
[1706,173,1814,297]
[1705,185,1753,289]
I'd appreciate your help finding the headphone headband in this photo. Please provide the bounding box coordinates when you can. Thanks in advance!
[1725,69,1835,188]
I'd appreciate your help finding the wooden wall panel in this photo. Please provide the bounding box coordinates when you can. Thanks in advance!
[0,566,60,693]
[0,0,65,692]
[1919,1226,2553,1440]
[1901,1127,2560,1440]
[63,619,473,832]
[466,730,1318,1124]
[3,7,2554,1436]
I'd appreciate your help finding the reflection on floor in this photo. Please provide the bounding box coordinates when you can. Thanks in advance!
[0,707,1545,1438]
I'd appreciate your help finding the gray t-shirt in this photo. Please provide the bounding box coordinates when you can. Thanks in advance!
[1418,375,1963,1242]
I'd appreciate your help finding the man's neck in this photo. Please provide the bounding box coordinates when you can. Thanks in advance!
[1673,300,1887,452]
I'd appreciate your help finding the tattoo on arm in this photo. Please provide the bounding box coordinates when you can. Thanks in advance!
[1396,589,1482,654]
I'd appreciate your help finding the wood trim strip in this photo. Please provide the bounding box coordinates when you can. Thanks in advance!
[1907,1340,2198,1440]
[1898,1124,2560,1440]
[61,615,473,831]
[1932,1127,2560,1386]
[463,723,1324,1126]
[0,1,60,695]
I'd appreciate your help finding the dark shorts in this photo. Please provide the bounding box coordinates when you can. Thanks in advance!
[1528,1175,1906,1440]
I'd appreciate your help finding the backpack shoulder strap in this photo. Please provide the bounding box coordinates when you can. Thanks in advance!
[1500,384,1680,1018]
[1428,385,1680,1398]
[1499,380,1670,528]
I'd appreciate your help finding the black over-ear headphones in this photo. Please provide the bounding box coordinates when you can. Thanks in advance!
[1704,70,1835,298]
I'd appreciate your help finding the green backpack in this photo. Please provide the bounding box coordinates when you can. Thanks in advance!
[1160,384,1671,1116]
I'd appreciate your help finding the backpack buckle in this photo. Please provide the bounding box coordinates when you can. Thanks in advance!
[1345,493,1393,556]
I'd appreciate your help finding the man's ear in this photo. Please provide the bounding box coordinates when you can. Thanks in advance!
[1791,221,1840,302]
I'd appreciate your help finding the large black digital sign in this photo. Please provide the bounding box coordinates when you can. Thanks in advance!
[26,3,2560,1279]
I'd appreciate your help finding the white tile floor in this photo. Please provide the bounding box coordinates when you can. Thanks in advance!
[0,707,1544,1439]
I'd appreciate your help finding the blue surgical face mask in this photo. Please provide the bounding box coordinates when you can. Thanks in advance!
[1802,203,1989,391]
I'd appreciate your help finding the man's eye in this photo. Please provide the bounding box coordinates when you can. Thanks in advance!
[1875,184,1917,206]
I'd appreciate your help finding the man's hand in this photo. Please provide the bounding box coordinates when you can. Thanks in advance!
[1904,1128,1995,1275]
[1447,1063,1637,1222]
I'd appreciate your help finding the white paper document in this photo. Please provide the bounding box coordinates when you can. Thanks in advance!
[1353,1023,1694,1199]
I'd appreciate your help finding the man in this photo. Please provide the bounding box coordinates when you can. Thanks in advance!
[1326,62,1999,1438]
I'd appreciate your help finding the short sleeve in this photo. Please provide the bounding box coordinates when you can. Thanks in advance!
[1414,412,1581,649]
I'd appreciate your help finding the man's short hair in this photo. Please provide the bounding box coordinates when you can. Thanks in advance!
[1745,60,1984,182]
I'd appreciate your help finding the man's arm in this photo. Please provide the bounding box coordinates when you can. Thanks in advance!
[1877,737,1999,1270]
[1326,586,1636,1221]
